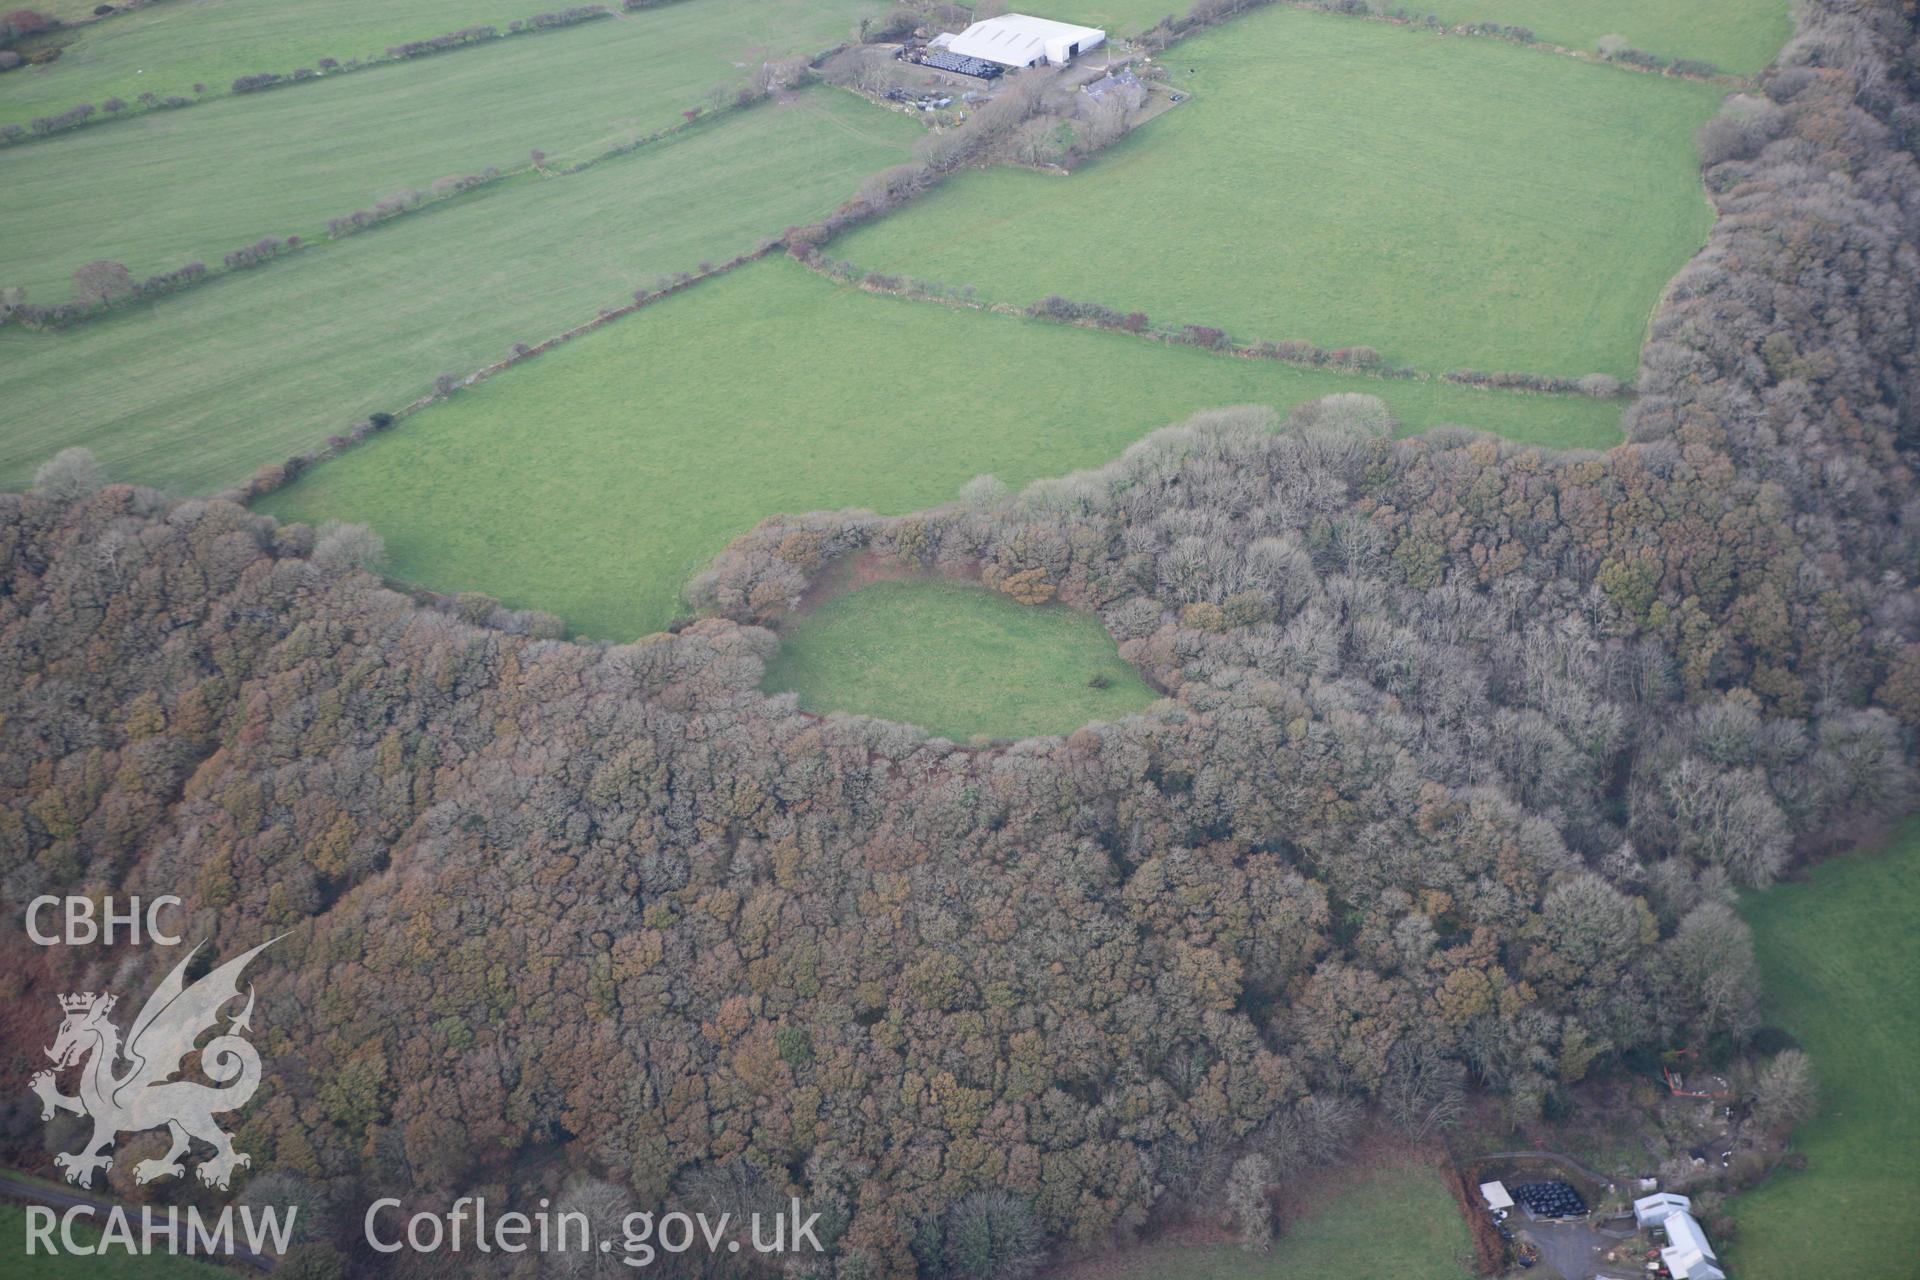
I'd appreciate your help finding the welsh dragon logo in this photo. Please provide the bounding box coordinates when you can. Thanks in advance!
[29,938,275,1191]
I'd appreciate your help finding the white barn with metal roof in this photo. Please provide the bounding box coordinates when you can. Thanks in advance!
[947,14,1106,68]
[1633,1195,1724,1280]
[1633,1191,1691,1227]
[1659,1210,1724,1280]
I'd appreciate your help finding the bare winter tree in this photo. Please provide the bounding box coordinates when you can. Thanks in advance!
[70,259,135,306]
[960,474,1010,509]
[1225,1153,1274,1250]
[32,446,105,501]
[940,1190,1045,1280]
[1077,93,1131,151]
[310,520,385,573]
[1382,1041,1468,1138]
[547,1176,635,1278]
[1749,1049,1818,1131]
[1696,94,1786,165]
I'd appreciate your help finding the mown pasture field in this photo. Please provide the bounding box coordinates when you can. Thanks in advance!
[0,90,920,494]
[1410,0,1792,76]
[1046,1160,1475,1280]
[259,255,1623,640]
[10,0,122,22]
[16,0,120,20]
[763,579,1158,740]
[0,0,558,122]
[1021,0,1189,36]
[0,0,883,299]
[1729,829,1920,1278]
[834,5,1723,380]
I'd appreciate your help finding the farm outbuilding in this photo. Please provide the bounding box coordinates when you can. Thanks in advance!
[947,14,1106,68]
[1633,1191,1691,1228]
[1082,69,1146,109]
[1479,1180,1514,1211]
[1634,1194,1726,1280]
[1659,1211,1725,1280]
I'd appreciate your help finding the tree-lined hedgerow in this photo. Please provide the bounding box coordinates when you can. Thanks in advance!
[1021,294,1636,394]
[325,167,502,239]
[1,233,300,328]
[787,63,1134,261]
[0,7,57,48]
[1141,0,1731,80]
[0,6,615,145]
[3,66,772,318]
[0,2,1914,1278]
[229,245,777,505]
[1026,294,1410,375]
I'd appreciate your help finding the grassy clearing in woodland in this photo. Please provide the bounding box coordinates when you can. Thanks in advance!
[834,5,1723,380]
[763,579,1157,740]
[1729,830,1920,1278]
[0,91,919,495]
[259,256,1623,639]
[1406,0,1792,76]
[0,0,882,299]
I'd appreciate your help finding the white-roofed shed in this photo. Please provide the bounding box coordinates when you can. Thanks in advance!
[1658,1209,1725,1280]
[946,14,1106,68]
[1633,1191,1691,1228]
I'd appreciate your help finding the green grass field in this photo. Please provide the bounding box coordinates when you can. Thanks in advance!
[0,90,919,495]
[257,255,1622,639]
[1068,1161,1475,1280]
[1728,829,1920,1278]
[0,0,560,122]
[0,0,884,300]
[1411,0,1792,76]
[1023,0,1186,36]
[3,1202,229,1278]
[764,579,1157,740]
[834,5,1723,380]
[19,0,128,23]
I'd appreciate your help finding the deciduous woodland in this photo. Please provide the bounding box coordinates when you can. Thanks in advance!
[2,0,1918,1277]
